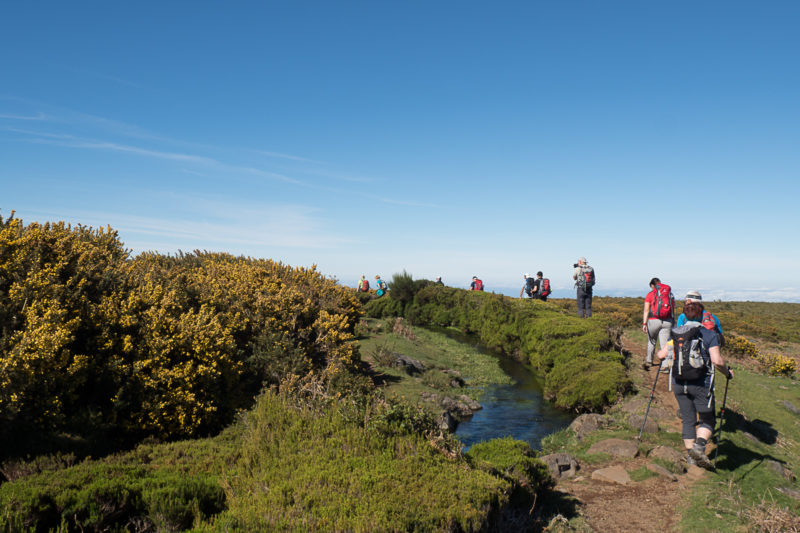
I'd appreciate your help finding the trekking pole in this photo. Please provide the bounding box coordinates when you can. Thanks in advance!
[637,367,661,442]
[713,374,731,466]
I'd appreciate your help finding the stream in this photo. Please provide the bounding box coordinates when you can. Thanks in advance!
[437,331,575,451]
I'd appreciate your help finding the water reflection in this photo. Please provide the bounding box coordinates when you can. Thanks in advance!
[431,329,574,451]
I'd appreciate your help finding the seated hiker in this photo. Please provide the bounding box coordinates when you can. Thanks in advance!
[657,303,733,470]
[520,273,536,298]
[534,271,551,301]
[374,275,388,296]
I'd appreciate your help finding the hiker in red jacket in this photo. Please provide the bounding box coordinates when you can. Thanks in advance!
[642,277,675,371]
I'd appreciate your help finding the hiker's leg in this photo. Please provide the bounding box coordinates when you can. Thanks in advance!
[693,385,715,443]
[657,320,673,370]
[646,319,661,364]
[674,385,698,448]
[576,289,586,317]
[585,290,592,317]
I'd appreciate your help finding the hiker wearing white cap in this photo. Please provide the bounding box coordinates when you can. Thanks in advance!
[677,290,724,344]
[572,257,595,318]
[658,296,733,470]
[520,273,537,298]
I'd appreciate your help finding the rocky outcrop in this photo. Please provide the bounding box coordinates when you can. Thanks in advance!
[629,413,659,434]
[591,465,631,485]
[568,413,609,441]
[587,438,639,458]
[539,453,580,480]
[421,392,482,418]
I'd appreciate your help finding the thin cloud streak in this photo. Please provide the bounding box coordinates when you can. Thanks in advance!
[0,112,48,120]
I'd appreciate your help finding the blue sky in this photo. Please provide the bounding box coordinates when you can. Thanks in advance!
[2,2,799,301]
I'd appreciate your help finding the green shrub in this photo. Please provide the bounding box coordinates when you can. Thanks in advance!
[467,437,554,497]
[545,357,630,412]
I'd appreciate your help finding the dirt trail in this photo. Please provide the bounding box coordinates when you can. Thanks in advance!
[552,333,708,533]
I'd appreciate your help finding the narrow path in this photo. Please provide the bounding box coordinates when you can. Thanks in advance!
[552,333,707,533]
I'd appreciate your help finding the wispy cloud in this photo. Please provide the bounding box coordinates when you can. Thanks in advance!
[256,150,324,164]
[0,112,48,121]
[5,127,305,185]
[15,197,351,252]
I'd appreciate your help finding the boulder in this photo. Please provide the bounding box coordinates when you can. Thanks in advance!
[647,463,678,482]
[782,400,800,415]
[591,465,631,485]
[438,411,458,433]
[587,438,639,458]
[629,413,659,434]
[539,453,580,480]
[568,413,608,441]
[777,487,800,501]
[458,395,482,412]
[392,352,426,374]
[648,446,686,473]
[765,459,795,481]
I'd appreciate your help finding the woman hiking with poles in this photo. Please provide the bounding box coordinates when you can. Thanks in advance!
[656,293,733,470]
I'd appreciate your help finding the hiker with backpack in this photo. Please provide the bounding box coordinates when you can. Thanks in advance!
[357,275,370,292]
[677,290,724,346]
[642,278,675,371]
[520,273,537,298]
[374,275,388,296]
[534,271,551,301]
[470,276,484,291]
[656,301,733,470]
[572,257,595,318]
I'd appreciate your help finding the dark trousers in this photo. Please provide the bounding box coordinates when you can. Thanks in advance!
[576,288,592,317]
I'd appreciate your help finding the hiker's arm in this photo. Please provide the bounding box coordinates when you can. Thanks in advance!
[656,345,669,361]
[642,301,650,332]
[709,346,733,379]
[520,286,524,298]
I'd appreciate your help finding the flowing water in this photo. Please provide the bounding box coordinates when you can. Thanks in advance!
[438,331,575,450]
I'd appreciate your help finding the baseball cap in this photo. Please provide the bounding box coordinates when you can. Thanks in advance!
[537,271,543,276]
[685,290,703,303]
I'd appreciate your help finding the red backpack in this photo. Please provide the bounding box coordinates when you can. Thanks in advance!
[540,279,551,297]
[650,284,674,320]
[474,279,484,291]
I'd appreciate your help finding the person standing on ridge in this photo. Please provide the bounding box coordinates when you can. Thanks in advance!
[435,276,444,286]
[534,271,551,301]
[657,300,733,470]
[357,275,370,292]
[642,277,675,371]
[520,273,537,298]
[470,276,484,291]
[572,257,595,318]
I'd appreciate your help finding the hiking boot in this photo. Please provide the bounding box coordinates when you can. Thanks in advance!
[643,357,653,370]
[686,454,697,467]
[688,444,714,470]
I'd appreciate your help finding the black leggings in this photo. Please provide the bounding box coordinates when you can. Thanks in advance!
[674,380,715,440]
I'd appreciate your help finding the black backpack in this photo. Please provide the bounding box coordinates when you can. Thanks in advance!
[671,324,709,381]
[526,277,536,292]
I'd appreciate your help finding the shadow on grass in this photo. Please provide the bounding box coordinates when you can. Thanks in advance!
[713,409,786,481]
[531,488,582,531]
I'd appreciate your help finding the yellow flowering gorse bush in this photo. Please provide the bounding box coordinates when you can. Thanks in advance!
[0,212,362,442]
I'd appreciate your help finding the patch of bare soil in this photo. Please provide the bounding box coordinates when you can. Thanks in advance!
[551,333,708,533]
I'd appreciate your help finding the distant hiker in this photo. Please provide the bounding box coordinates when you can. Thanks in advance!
[435,276,444,286]
[470,276,484,291]
[375,275,388,296]
[657,301,733,470]
[535,271,551,301]
[643,277,675,371]
[520,273,536,298]
[357,275,370,292]
[572,257,595,318]
[677,290,724,346]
